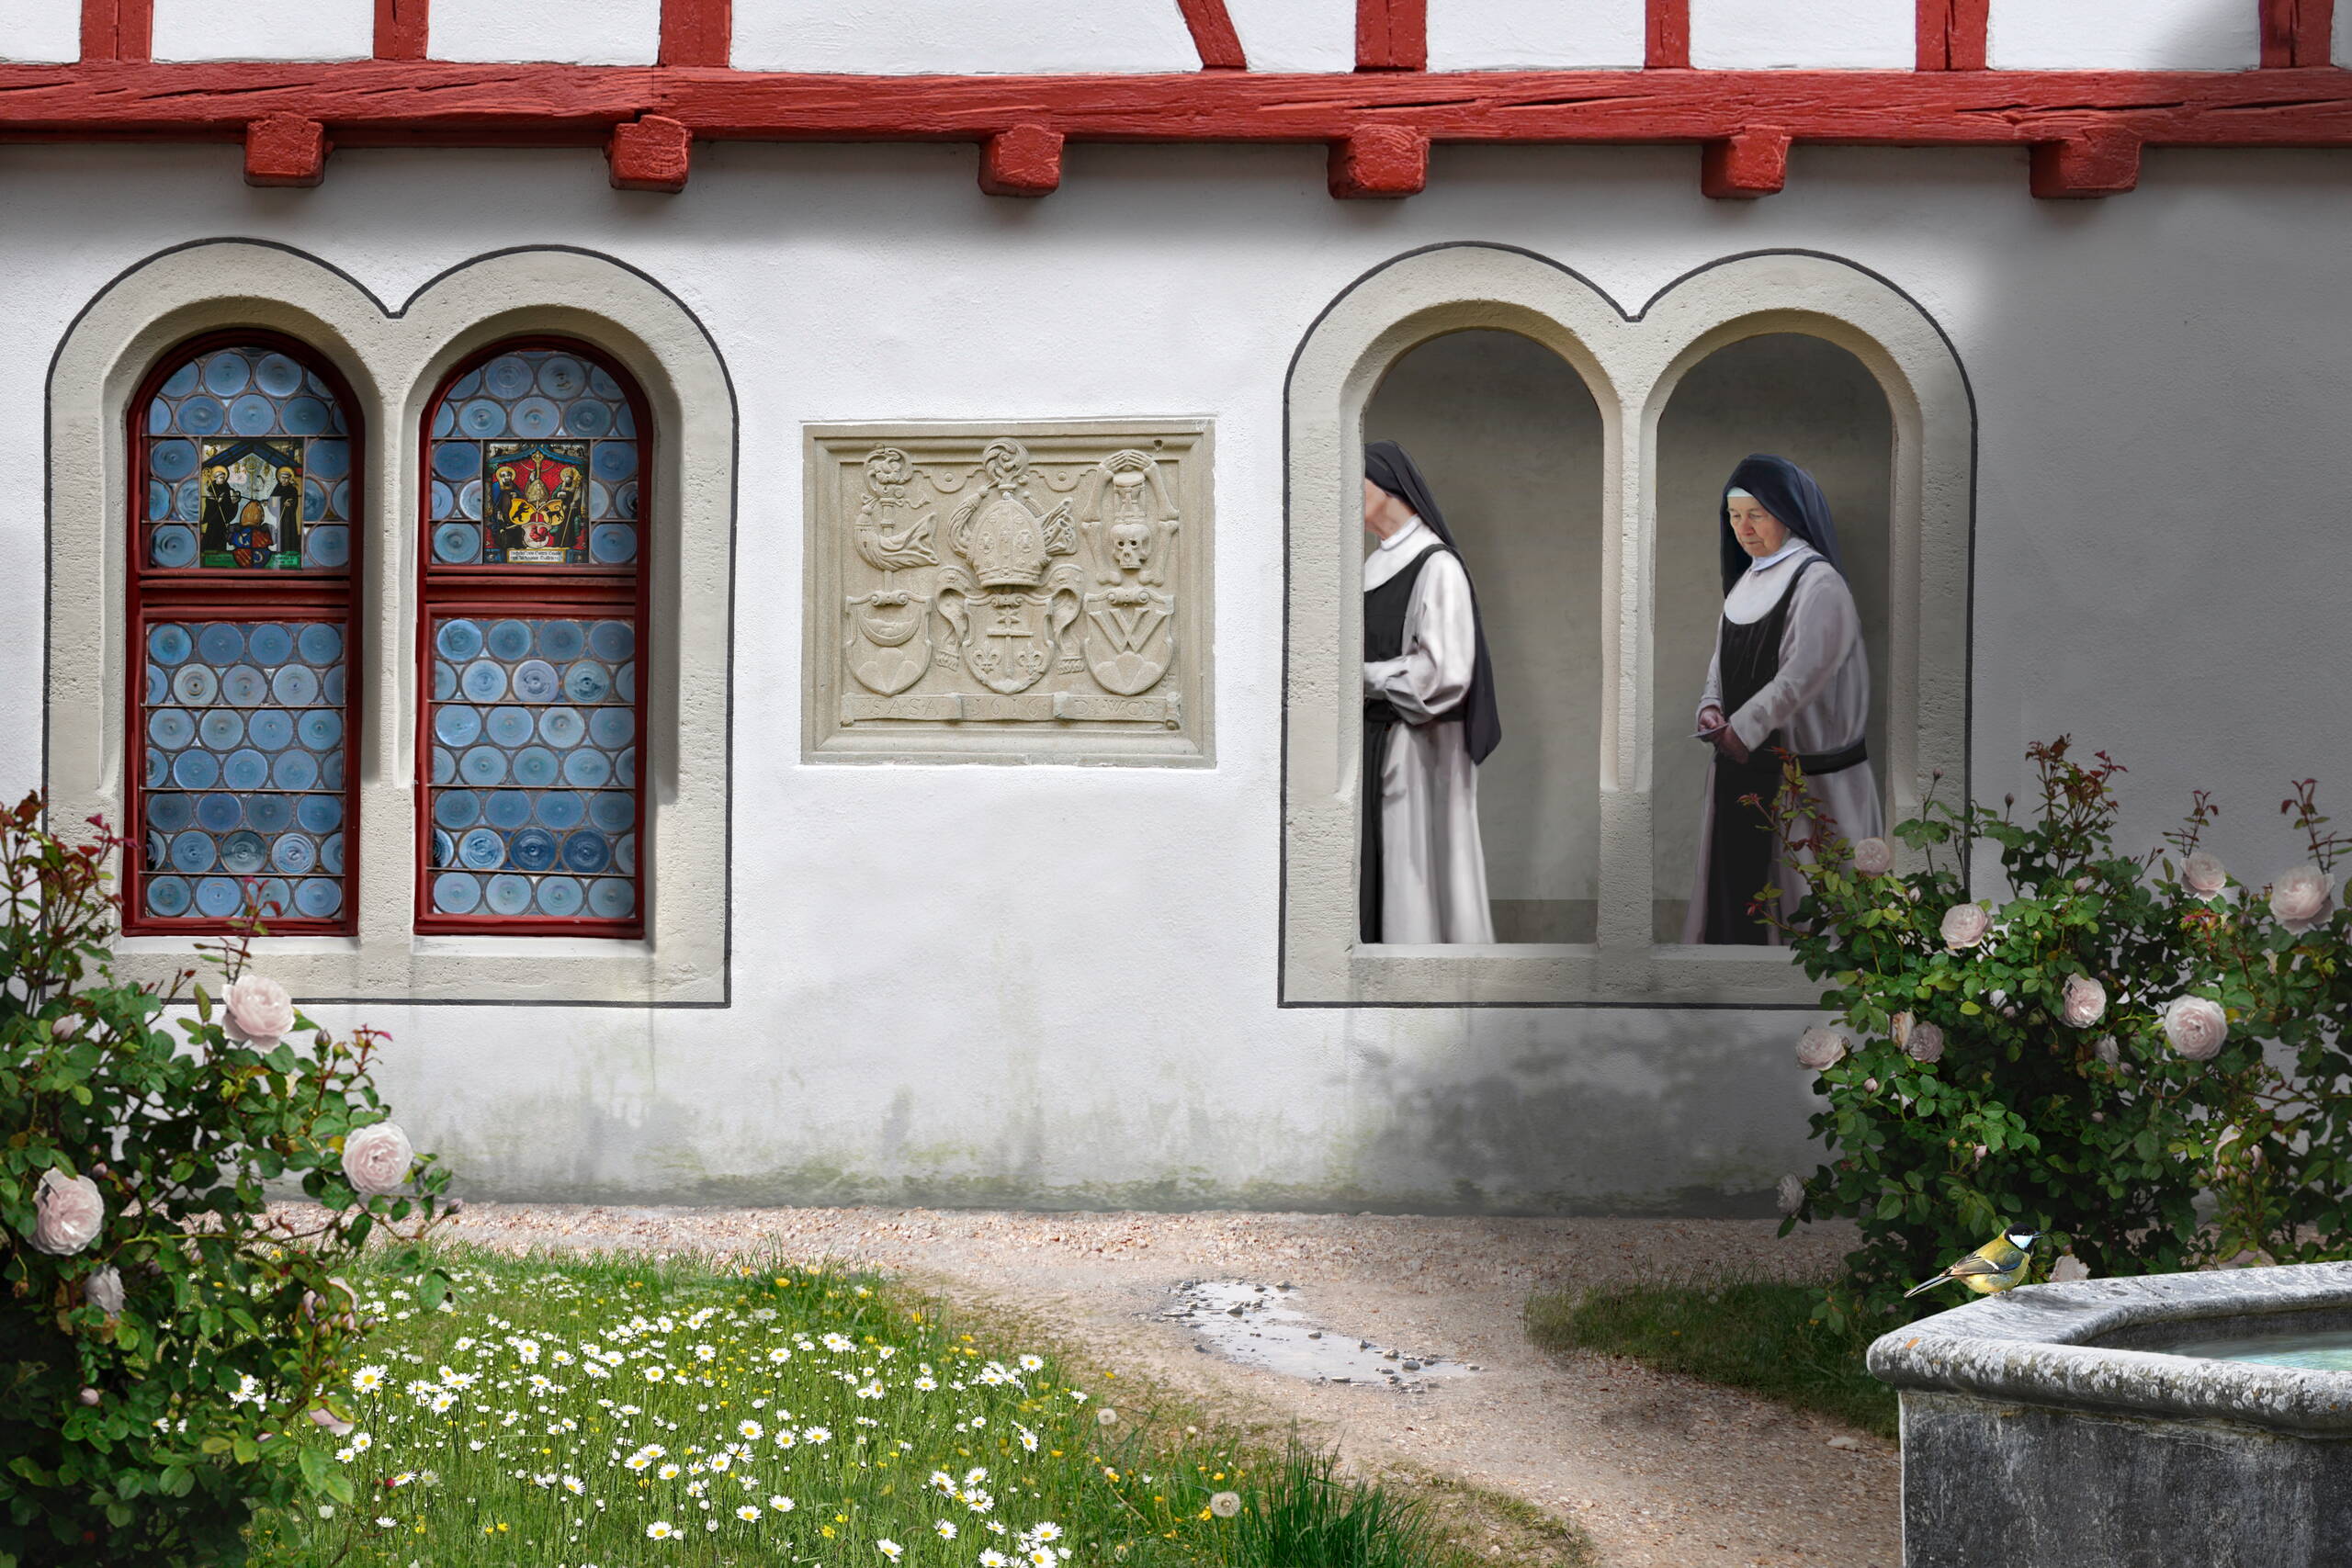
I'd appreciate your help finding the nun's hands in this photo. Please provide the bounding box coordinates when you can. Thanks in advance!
[1703,712,1751,764]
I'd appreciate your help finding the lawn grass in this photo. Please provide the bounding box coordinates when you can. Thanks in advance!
[1522,1276,1897,1440]
[243,1243,1515,1568]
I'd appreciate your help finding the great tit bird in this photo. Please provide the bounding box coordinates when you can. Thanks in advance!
[1902,1227,2041,1301]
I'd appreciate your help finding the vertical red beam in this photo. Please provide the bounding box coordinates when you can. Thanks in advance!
[81,0,152,61]
[660,0,732,67]
[2261,0,2336,66]
[1175,0,1247,68]
[1356,0,1426,70]
[374,0,427,61]
[1917,0,1989,69]
[1646,0,1690,68]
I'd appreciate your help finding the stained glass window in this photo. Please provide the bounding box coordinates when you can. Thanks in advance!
[127,335,361,933]
[418,341,647,932]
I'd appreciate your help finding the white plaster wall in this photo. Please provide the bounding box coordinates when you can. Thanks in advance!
[1690,0,1915,69]
[8,141,2352,1213]
[1428,0,1645,71]
[151,0,372,62]
[1225,0,1356,72]
[0,0,78,63]
[1987,0,2258,70]
[430,0,661,65]
[730,0,1199,74]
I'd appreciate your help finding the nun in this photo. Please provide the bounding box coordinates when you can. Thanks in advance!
[1361,440,1500,944]
[1683,453,1882,944]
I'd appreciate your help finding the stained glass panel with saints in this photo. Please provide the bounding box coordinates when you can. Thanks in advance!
[425,350,641,568]
[142,345,353,571]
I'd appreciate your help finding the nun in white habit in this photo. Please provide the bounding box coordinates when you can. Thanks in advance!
[1361,441,1499,944]
[1683,453,1882,945]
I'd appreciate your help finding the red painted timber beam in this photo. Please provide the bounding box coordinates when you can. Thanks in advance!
[375,0,427,62]
[1916,0,1990,72]
[80,0,151,62]
[7,63,2352,197]
[661,0,731,69]
[1356,0,1426,71]
[2263,0,2337,67]
[1646,0,1690,69]
[1176,0,1247,70]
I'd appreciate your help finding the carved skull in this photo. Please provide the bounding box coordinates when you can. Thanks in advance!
[1110,521,1152,571]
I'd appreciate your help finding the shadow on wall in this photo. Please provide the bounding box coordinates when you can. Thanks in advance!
[1340,1008,1826,1217]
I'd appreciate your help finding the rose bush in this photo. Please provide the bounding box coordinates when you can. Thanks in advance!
[0,794,453,1567]
[1762,741,2352,1325]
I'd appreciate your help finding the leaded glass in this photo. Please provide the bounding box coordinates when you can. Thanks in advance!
[424,615,638,920]
[139,617,348,923]
[143,345,354,571]
[426,351,639,568]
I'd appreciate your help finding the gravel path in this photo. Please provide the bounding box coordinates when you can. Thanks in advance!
[426,1203,1896,1568]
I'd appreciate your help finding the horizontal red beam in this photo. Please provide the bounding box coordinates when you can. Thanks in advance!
[4,62,2352,149]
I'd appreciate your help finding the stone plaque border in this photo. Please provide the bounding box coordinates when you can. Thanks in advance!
[802,419,1214,767]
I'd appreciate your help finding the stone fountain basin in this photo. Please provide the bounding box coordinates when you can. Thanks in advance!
[1869,1260,2352,1568]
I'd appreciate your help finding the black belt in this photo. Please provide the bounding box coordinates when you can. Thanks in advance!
[1791,738,1868,775]
[1362,698,1401,943]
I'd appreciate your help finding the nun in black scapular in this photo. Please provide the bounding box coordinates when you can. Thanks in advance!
[1684,453,1883,944]
[1361,440,1500,944]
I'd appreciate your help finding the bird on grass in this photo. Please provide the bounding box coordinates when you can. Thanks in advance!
[1903,1227,2042,1301]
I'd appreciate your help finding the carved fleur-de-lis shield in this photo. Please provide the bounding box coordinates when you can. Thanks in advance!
[843,590,933,695]
[1081,587,1176,695]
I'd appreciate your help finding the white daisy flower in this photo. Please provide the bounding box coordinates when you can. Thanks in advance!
[646,1520,675,1540]
[351,1365,387,1394]
[738,1420,763,1440]
[1017,1355,1044,1372]
[936,1519,959,1540]
[768,1495,796,1513]
[803,1426,831,1444]
[736,1505,761,1522]
[876,1541,904,1562]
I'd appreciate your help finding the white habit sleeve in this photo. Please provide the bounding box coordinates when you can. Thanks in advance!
[1363,550,1476,723]
[1727,568,1861,751]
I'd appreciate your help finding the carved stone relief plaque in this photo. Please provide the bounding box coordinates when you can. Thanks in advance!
[804,421,1212,764]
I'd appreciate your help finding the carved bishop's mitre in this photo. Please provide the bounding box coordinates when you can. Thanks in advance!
[961,492,1057,588]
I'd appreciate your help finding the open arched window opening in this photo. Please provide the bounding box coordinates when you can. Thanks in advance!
[1651,333,1894,944]
[1364,328,1606,944]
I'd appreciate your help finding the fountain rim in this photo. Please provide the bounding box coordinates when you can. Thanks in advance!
[1866,1259,2352,1434]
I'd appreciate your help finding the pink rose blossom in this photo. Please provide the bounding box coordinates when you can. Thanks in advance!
[83,1267,124,1316]
[77,1387,100,1407]
[308,1407,354,1437]
[1939,903,1991,949]
[2162,996,2228,1061]
[1795,1027,1850,1071]
[2270,864,2335,933]
[223,975,295,1049]
[2184,852,2227,897]
[1775,1175,1804,1215]
[31,1168,103,1256]
[341,1122,413,1197]
[2062,976,2108,1028]
[2051,1255,2091,1283]
[2096,1036,2121,1066]
[1904,1022,1945,1065]
[1851,838,1894,877]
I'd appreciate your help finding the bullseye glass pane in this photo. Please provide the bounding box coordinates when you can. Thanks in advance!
[424,614,638,923]
[141,344,356,572]
[138,617,348,925]
[424,348,643,570]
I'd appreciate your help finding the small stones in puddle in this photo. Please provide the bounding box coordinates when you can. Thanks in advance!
[1164,1280,1474,1391]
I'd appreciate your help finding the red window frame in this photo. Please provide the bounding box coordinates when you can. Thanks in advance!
[413,335,652,937]
[123,328,364,937]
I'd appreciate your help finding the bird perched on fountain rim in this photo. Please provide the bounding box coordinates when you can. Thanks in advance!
[1902,1227,2042,1300]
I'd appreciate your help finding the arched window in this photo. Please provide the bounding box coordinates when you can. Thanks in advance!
[127,333,360,932]
[415,341,649,932]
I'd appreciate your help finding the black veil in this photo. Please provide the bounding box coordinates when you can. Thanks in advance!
[1364,440,1501,764]
[1718,453,1843,597]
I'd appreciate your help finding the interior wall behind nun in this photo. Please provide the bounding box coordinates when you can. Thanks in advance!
[1652,333,1894,940]
[1364,329,1605,942]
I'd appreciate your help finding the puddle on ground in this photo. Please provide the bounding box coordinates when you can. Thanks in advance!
[1159,1280,1478,1391]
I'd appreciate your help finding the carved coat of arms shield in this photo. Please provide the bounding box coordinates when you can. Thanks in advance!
[1081,586,1176,695]
[843,590,933,695]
